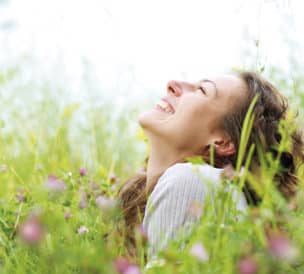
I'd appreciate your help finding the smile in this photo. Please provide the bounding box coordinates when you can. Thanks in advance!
[155,100,175,114]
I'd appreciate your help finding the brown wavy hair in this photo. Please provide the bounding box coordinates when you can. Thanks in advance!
[117,71,304,258]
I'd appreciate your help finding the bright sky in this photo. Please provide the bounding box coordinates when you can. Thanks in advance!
[0,0,304,104]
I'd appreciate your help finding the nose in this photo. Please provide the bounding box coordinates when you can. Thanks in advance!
[167,80,183,97]
[167,80,197,97]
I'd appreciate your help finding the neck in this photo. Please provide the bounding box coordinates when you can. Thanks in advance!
[145,139,189,191]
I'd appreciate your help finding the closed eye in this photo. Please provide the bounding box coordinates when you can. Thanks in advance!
[199,86,206,95]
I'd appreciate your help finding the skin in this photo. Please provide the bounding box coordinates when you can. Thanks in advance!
[138,75,247,190]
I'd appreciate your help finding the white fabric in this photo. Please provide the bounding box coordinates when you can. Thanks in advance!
[142,162,247,265]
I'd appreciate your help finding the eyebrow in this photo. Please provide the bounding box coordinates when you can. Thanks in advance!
[199,79,218,97]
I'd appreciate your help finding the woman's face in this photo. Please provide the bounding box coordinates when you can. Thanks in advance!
[138,75,246,156]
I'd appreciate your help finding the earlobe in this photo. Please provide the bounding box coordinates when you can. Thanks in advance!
[213,140,236,157]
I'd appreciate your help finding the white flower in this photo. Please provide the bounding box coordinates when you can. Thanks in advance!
[77,226,89,235]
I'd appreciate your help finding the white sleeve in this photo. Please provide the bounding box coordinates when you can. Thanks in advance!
[142,163,207,261]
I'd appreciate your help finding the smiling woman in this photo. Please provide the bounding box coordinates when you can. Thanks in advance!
[138,75,244,177]
[117,71,304,264]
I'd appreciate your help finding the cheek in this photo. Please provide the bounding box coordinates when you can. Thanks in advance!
[182,103,217,126]
[167,109,212,142]
[178,105,222,140]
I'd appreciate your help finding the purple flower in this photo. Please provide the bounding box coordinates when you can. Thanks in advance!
[114,257,130,273]
[114,257,141,274]
[77,225,89,235]
[19,217,45,245]
[238,256,258,274]
[79,167,86,176]
[189,242,209,262]
[16,188,26,203]
[124,265,141,274]
[45,175,66,192]
[64,211,72,220]
[267,231,299,262]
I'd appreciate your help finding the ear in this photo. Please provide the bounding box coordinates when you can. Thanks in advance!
[212,138,236,157]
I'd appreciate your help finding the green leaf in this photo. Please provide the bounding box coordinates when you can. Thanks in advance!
[185,156,205,165]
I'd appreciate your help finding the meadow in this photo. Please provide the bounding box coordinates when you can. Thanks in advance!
[0,60,304,274]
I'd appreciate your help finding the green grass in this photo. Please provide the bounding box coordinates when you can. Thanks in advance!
[0,63,304,274]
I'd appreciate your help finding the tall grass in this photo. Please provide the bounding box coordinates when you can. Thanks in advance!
[0,60,303,274]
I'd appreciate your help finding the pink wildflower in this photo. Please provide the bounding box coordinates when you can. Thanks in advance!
[45,175,66,192]
[238,256,258,274]
[79,167,86,176]
[114,257,141,274]
[124,265,141,274]
[64,211,72,220]
[189,242,209,262]
[267,231,299,262]
[16,188,26,203]
[19,216,45,245]
[114,257,130,273]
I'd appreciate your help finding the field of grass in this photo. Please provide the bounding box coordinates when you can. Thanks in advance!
[0,62,304,274]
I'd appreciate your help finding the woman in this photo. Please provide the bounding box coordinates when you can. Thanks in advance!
[117,71,304,263]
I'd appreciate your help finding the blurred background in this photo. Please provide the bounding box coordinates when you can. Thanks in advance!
[0,2,304,272]
[0,0,303,178]
[1,0,303,96]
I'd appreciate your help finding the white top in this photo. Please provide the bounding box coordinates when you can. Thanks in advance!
[142,162,247,264]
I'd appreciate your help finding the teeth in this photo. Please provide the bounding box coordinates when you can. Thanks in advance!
[158,100,168,108]
[157,100,173,113]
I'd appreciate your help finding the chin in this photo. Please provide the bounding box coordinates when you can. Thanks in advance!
[138,106,174,136]
[138,110,153,129]
[138,109,165,133]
